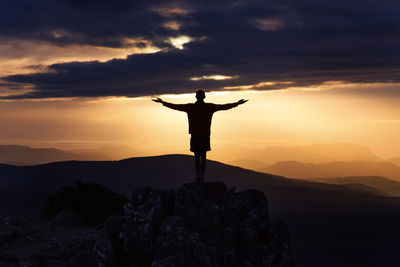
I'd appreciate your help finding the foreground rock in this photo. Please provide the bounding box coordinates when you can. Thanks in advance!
[0,181,294,266]
[122,181,294,266]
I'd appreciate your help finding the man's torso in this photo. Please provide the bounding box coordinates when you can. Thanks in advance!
[185,102,217,135]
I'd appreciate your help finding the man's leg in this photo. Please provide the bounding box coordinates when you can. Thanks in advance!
[200,152,207,179]
[194,152,201,180]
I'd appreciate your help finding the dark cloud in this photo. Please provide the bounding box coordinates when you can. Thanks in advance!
[0,0,175,47]
[1,0,400,99]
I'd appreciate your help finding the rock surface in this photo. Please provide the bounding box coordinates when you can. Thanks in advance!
[54,209,84,227]
[0,181,294,267]
[122,181,294,266]
[0,217,113,267]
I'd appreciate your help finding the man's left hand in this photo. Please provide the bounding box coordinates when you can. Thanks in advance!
[152,98,164,103]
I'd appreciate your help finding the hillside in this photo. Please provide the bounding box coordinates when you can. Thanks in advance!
[0,155,391,216]
[1,154,400,266]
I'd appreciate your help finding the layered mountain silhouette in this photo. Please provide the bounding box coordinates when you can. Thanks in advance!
[69,144,140,160]
[388,157,400,167]
[1,155,395,217]
[0,144,111,165]
[263,160,400,181]
[227,158,267,170]
[1,154,400,266]
[2,143,384,168]
[221,143,381,169]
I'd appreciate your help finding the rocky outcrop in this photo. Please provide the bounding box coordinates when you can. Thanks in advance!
[0,181,294,267]
[121,181,294,266]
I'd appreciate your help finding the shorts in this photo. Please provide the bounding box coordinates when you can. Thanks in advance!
[190,134,211,153]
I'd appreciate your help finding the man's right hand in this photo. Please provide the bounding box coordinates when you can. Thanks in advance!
[152,98,164,104]
[237,99,248,105]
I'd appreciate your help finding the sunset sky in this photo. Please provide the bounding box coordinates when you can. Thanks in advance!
[0,0,399,160]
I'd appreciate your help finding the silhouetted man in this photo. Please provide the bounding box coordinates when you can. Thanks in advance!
[153,90,248,182]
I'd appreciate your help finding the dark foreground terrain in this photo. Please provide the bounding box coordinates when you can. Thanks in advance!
[1,154,400,266]
[0,181,293,266]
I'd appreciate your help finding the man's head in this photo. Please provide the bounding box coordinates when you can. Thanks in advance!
[196,90,206,101]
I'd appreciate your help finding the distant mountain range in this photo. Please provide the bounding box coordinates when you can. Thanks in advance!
[263,160,400,181]
[0,145,111,165]
[219,143,382,169]
[388,157,400,167]
[1,154,400,266]
[68,144,140,160]
[1,143,391,169]
[227,158,267,170]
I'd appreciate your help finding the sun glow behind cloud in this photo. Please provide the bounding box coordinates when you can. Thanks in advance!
[168,36,192,49]
[0,38,160,76]
[190,75,235,81]
[224,81,294,90]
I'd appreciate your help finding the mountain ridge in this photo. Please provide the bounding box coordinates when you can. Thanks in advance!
[263,160,400,181]
[0,144,111,165]
[215,143,382,165]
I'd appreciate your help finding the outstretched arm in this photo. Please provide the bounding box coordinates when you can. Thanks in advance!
[215,99,248,111]
[152,98,188,112]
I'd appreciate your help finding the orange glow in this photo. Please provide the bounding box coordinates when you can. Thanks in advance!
[163,21,182,30]
[223,81,294,90]
[190,75,236,81]
[1,84,400,161]
[152,6,191,17]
